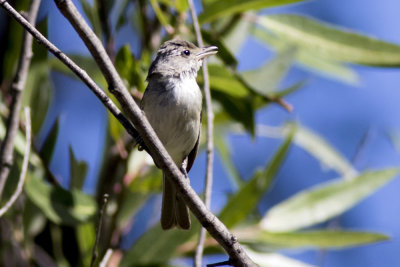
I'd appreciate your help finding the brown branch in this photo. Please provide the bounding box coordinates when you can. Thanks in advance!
[0,0,40,200]
[0,107,31,217]
[0,0,141,145]
[188,0,216,266]
[0,1,257,265]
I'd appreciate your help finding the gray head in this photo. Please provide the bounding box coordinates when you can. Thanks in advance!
[147,39,218,80]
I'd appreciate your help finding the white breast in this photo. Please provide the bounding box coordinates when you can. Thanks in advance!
[142,76,202,164]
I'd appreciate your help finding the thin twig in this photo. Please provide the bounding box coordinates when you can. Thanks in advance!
[1,2,257,265]
[0,107,31,217]
[188,1,215,266]
[90,193,109,267]
[0,0,141,145]
[0,0,40,200]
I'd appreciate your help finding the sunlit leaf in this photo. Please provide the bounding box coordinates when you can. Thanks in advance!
[25,176,97,226]
[257,14,400,66]
[198,0,305,24]
[256,124,358,178]
[121,221,199,266]
[241,48,295,95]
[237,228,389,249]
[222,17,252,54]
[246,248,316,267]
[215,126,243,188]
[202,64,249,97]
[219,124,295,228]
[77,223,96,267]
[202,30,238,68]
[261,169,398,232]
[252,26,359,84]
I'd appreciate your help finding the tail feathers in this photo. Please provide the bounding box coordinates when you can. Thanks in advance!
[161,174,191,230]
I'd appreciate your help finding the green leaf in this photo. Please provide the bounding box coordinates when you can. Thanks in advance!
[198,0,305,24]
[261,169,399,232]
[80,0,102,37]
[77,223,96,267]
[219,124,295,228]
[257,14,400,66]
[241,48,295,95]
[25,176,97,226]
[69,146,88,190]
[256,124,357,178]
[121,221,199,266]
[174,0,189,12]
[40,118,60,166]
[203,64,249,97]
[237,228,389,249]
[27,65,51,134]
[222,17,252,54]
[213,90,256,135]
[215,127,243,188]
[202,30,238,68]
[246,249,317,267]
[49,55,107,88]
[252,27,360,84]
[115,44,146,92]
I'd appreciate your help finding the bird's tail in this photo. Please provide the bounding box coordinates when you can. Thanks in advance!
[161,173,191,230]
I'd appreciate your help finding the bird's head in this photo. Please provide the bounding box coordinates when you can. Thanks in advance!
[147,39,218,79]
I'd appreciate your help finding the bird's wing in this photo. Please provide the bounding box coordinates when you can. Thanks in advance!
[186,111,202,172]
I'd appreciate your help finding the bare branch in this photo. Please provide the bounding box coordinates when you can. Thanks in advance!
[0,1,257,265]
[0,0,40,200]
[0,107,31,217]
[188,1,215,266]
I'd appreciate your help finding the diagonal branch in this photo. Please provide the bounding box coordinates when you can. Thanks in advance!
[0,1,257,265]
[0,0,40,200]
[187,0,215,266]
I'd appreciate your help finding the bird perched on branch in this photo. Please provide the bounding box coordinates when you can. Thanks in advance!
[141,39,218,229]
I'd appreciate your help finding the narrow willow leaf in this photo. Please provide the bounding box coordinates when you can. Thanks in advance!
[261,169,398,232]
[252,27,359,84]
[77,223,96,267]
[202,30,238,68]
[212,90,256,135]
[25,176,97,226]
[237,228,389,249]
[215,127,243,188]
[219,125,295,228]
[246,249,316,267]
[198,0,305,24]
[241,48,295,95]
[256,124,357,178]
[80,0,102,37]
[205,64,250,97]
[257,14,400,66]
[121,221,199,266]
[40,118,59,166]
[223,18,252,54]
[69,146,88,190]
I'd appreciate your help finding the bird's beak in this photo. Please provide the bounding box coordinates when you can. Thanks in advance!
[196,46,218,60]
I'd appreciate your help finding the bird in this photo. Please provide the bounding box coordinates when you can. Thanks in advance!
[140,39,218,229]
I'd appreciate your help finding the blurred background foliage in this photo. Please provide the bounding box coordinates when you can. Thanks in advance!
[0,0,400,266]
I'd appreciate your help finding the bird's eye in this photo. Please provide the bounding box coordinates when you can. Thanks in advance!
[183,50,190,56]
